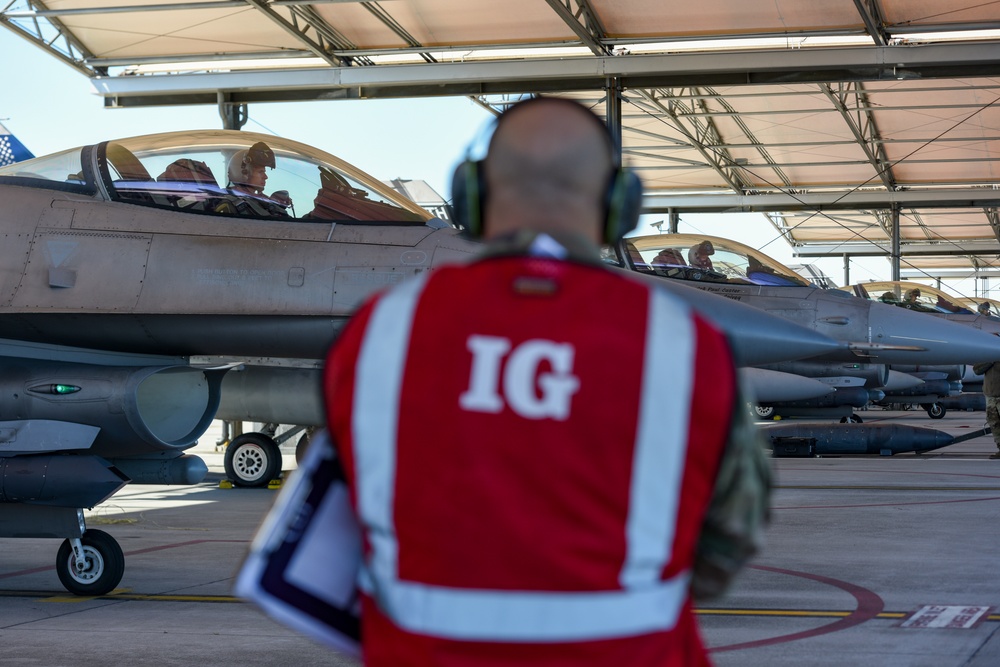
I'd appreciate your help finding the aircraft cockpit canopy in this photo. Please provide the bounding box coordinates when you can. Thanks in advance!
[621,233,812,287]
[958,297,1000,318]
[0,130,430,224]
[843,281,977,315]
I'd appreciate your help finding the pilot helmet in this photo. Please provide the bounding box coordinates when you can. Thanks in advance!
[228,141,276,185]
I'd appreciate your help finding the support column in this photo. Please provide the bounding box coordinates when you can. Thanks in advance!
[668,208,680,234]
[890,205,901,282]
[605,78,623,157]
[218,92,248,131]
[843,254,850,287]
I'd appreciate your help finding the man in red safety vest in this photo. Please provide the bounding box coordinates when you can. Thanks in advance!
[322,96,770,666]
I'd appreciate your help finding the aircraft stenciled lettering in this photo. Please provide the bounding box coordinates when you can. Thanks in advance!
[459,334,580,420]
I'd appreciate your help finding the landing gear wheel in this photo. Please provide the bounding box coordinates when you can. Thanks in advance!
[225,433,281,487]
[753,405,775,419]
[56,529,124,596]
[840,414,864,423]
[926,402,946,420]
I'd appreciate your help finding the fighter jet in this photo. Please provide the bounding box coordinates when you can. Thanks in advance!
[618,233,1000,364]
[614,233,1000,422]
[840,280,998,417]
[842,280,1000,333]
[0,129,841,594]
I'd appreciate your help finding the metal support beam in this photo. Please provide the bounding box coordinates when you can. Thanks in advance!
[606,78,623,153]
[361,2,436,64]
[543,0,609,56]
[821,81,895,190]
[986,207,1000,243]
[1,2,100,77]
[218,93,248,130]
[844,254,850,287]
[891,204,901,281]
[642,188,1000,212]
[668,209,679,234]
[89,43,1000,106]
[851,0,890,46]
[633,88,750,193]
[242,0,350,67]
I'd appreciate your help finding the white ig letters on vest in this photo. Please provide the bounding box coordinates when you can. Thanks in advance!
[459,335,580,420]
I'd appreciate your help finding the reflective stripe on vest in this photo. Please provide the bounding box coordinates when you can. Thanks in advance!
[352,275,696,643]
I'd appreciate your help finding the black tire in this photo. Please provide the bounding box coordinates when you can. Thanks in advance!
[225,432,281,487]
[56,529,125,596]
[926,402,946,419]
[753,405,775,419]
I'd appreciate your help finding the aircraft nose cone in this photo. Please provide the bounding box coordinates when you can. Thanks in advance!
[645,277,843,365]
[867,301,1000,364]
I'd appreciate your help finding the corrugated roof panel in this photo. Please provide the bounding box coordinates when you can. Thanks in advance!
[57,8,300,58]
[595,0,866,37]
[316,0,577,48]
[782,212,889,242]
[880,0,1000,28]
[900,210,998,241]
[311,4,411,50]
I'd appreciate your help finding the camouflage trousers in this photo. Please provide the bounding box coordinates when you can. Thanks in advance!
[987,395,1000,449]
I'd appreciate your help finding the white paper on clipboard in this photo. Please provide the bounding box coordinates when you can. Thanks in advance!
[234,430,362,656]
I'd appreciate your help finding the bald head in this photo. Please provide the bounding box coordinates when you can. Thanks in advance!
[482,99,615,244]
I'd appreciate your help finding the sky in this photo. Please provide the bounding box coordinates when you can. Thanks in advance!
[0,27,905,291]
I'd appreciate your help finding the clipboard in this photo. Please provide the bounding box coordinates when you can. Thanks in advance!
[234,430,362,656]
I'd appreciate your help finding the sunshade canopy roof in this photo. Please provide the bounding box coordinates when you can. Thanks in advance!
[3,0,1000,274]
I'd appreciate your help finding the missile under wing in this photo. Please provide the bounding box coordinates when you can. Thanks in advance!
[0,130,842,593]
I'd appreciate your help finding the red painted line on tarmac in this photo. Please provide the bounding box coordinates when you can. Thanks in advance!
[775,495,1000,510]
[0,539,248,580]
[709,565,884,653]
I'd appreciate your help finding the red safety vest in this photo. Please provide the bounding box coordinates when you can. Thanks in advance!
[323,256,736,666]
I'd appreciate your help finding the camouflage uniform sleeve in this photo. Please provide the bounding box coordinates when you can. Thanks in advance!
[690,382,772,601]
[972,362,994,376]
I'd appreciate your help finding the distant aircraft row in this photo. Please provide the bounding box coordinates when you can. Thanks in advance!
[1,128,998,594]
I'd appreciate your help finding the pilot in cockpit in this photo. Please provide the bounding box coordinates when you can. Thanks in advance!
[224,142,293,216]
[688,240,715,270]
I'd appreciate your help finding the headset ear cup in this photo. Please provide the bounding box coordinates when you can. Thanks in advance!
[450,159,486,237]
[603,169,644,245]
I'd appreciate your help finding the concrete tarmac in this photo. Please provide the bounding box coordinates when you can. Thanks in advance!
[1,409,999,666]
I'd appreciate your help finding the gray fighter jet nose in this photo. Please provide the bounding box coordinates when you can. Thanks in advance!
[640,275,843,366]
[866,301,1000,365]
